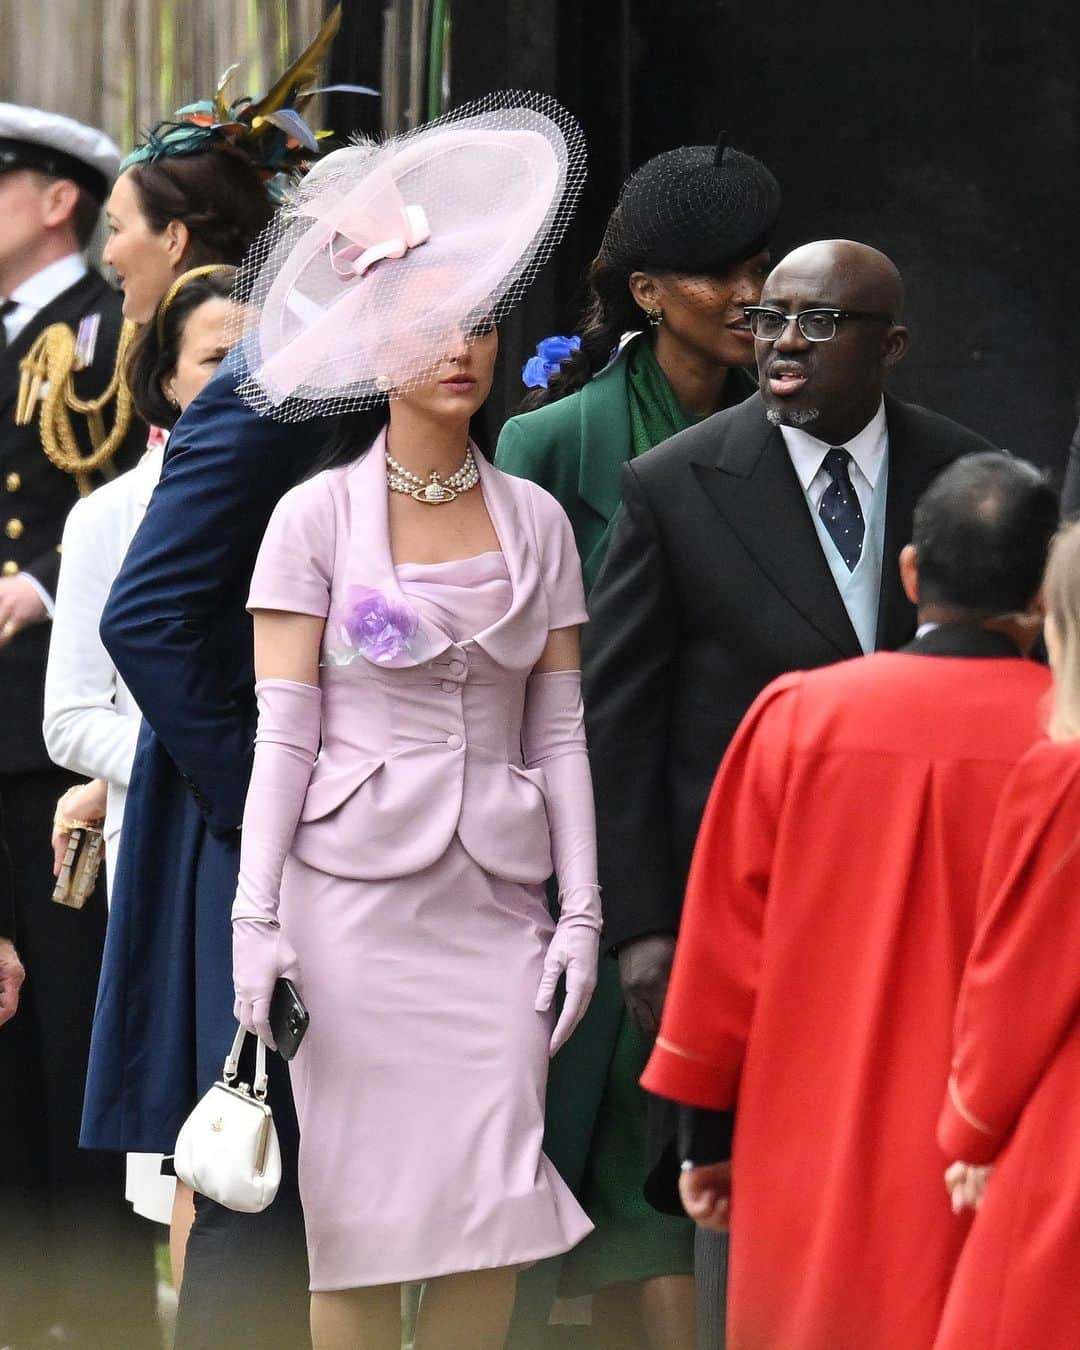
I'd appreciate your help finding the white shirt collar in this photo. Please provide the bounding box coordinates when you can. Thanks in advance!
[8,252,88,313]
[779,398,888,494]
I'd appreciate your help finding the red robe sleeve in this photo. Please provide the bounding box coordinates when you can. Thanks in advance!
[641,673,800,1111]
[938,740,1080,1164]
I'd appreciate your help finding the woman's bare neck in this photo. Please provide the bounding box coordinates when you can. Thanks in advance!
[386,402,471,479]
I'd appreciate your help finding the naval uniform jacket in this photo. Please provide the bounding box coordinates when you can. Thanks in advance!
[0,268,143,775]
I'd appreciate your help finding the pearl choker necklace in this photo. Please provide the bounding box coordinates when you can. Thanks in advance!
[386,445,480,504]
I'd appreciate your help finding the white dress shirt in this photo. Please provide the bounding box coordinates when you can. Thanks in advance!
[778,398,889,520]
[1,252,88,344]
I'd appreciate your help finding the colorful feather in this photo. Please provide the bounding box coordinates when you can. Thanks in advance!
[245,3,343,123]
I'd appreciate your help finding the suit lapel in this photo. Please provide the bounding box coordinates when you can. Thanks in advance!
[690,394,862,658]
[0,271,107,420]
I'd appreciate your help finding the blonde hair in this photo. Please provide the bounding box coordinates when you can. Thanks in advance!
[1045,519,1080,742]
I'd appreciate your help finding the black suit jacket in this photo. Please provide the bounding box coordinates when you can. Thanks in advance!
[0,803,13,940]
[584,391,995,952]
[0,268,145,774]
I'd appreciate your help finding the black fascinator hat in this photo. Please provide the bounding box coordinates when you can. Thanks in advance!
[603,133,781,277]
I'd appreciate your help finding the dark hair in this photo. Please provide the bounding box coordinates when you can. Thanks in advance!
[125,143,273,267]
[522,141,780,411]
[913,451,1060,614]
[127,267,238,428]
[71,187,101,249]
[519,252,642,411]
[305,407,392,476]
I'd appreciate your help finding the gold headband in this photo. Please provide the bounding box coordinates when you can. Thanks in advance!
[156,265,235,345]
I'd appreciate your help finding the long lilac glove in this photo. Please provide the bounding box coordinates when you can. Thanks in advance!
[232,678,321,1047]
[524,668,601,1055]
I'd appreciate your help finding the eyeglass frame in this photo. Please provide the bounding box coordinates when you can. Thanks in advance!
[743,306,896,342]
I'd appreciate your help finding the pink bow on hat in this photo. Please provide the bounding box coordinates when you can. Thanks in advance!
[329,203,431,279]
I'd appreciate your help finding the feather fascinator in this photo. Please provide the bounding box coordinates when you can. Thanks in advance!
[122,4,376,199]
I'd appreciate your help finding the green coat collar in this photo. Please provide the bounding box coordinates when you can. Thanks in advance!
[575,340,758,524]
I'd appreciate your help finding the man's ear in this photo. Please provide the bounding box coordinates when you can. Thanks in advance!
[899,542,919,605]
[882,324,909,368]
[41,178,80,232]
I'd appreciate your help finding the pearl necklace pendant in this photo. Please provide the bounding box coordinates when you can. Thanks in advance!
[411,473,457,504]
[386,446,480,504]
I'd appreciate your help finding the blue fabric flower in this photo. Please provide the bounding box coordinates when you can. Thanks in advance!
[521,334,581,389]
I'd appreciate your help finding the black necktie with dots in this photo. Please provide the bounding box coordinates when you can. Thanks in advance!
[819,447,865,571]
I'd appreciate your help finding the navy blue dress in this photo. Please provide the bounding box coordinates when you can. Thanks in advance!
[80,356,327,1154]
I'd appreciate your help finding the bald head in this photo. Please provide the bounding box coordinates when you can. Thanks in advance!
[754,238,910,444]
[763,240,904,321]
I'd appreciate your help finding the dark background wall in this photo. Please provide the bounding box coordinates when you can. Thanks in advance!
[330,0,1080,472]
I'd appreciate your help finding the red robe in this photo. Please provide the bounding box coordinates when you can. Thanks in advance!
[642,650,1050,1350]
[935,739,1080,1349]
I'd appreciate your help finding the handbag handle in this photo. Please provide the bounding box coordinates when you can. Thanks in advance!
[222,1023,269,1101]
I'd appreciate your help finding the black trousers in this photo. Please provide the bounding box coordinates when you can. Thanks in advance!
[0,768,157,1347]
[174,1044,312,1350]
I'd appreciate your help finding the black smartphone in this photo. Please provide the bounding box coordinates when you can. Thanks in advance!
[269,977,310,1061]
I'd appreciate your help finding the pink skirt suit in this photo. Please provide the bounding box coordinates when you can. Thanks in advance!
[246,433,593,1289]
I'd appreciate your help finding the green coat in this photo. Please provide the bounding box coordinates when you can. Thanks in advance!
[495,347,636,592]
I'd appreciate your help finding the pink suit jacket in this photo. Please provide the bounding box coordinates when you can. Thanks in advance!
[248,430,588,883]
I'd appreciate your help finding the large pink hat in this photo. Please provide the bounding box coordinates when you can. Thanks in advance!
[235,90,586,420]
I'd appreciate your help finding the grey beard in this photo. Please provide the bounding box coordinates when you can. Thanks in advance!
[765,405,821,428]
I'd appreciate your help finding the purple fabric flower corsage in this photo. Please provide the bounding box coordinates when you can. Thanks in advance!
[522,334,581,389]
[335,586,421,665]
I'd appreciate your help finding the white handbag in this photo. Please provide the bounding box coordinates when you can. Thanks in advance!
[174,1025,282,1213]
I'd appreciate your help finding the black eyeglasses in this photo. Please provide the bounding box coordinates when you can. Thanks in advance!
[744,307,894,342]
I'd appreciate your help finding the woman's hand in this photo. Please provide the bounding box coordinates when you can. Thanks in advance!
[944,1161,992,1214]
[52,779,108,875]
[680,1161,732,1231]
[535,911,599,1055]
[232,917,300,1050]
